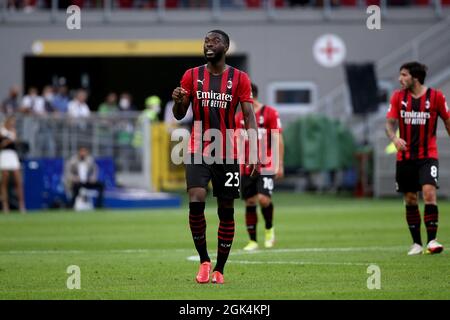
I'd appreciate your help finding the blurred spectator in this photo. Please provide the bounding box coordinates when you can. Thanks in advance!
[116,92,137,152]
[142,95,162,122]
[1,85,21,115]
[52,85,70,114]
[132,95,161,148]
[20,87,45,115]
[64,146,104,210]
[36,86,57,156]
[68,89,91,118]
[118,92,137,112]
[98,92,119,116]
[0,116,26,213]
[42,85,56,114]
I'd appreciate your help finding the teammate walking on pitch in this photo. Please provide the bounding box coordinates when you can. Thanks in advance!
[235,83,284,251]
[385,61,450,255]
[172,30,258,284]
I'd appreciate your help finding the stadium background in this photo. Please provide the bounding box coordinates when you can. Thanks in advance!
[0,1,449,300]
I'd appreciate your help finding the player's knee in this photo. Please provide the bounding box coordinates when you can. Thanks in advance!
[245,197,257,207]
[422,186,437,204]
[258,194,271,208]
[404,193,418,206]
[188,188,206,203]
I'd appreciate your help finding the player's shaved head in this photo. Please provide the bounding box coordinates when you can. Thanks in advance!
[208,30,230,48]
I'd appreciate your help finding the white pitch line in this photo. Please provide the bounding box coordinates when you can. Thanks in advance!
[186,256,371,266]
[186,246,406,266]
[230,246,405,255]
[0,246,405,256]
[228,260,371,266]
[0,248,192,255]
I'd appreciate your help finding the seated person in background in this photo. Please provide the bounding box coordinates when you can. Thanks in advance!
[64,146,104,209]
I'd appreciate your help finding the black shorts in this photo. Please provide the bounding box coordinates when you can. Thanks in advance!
[185,160,240,199]
[241,174,275,199]
[396,159,439,193]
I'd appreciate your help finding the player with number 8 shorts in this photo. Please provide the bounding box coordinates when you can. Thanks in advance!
[385,61,450,256]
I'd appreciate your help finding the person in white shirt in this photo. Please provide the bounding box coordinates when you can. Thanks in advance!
[64,146,104,209]
[68,89,91,118]
[21,87,45,115]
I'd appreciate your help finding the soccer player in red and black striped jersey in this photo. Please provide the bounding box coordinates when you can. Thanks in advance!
[386,61,450,256]
[235,83,284,251]
[172,30,258,284]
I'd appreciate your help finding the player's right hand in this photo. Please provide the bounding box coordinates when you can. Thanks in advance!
[172,87,187,104]
[393,137,407,151]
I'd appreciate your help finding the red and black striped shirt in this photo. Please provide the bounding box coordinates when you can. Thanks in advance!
[180,64,252,159]
[386,88,449,161]
[235,105,282,175]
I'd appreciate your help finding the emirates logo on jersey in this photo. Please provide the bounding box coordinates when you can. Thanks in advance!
[400,110,430,125]
[196,90,233,109]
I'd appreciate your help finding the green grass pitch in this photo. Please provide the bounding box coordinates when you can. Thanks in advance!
[0,192,448,300]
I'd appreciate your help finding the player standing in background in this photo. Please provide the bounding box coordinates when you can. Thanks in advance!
[235,83,284,251]
[385,62,450,255]
[172,30,258,284]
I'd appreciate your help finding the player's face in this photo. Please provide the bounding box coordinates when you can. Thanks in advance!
[399,68,414,90]
[203,33,228,63]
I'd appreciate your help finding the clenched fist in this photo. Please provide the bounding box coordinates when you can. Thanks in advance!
[172,87,187,104]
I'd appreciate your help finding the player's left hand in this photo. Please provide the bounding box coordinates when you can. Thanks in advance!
[275,166,284,180]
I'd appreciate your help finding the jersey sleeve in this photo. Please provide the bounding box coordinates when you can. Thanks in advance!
[236,71,253,104]
[436,90,450,121]
[386,91,400,119]
[180,69,193,98]
[269,108,283,133]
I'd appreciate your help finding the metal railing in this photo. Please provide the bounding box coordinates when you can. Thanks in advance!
[0,112,153,188]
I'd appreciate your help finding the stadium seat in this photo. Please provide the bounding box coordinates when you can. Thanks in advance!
[413,0,430,5]
[246,0,285,8]
[366,0,380,5]
[71,0,85,8]
[246,0,261,7]
[165,0,179,8]
[118,0,134,8]
[442,0,450,5]
[340,0,357,6]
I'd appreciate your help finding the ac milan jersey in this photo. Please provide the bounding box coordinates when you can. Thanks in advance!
[180,65,252,159]
[235,105,283,175]
[386,88,449,161]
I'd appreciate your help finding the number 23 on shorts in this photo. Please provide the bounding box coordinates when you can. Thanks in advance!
[225,172,240,187]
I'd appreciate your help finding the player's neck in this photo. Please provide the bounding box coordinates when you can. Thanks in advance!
[253,100,262,112]
[207,61,227,75]
[409,84,427,98]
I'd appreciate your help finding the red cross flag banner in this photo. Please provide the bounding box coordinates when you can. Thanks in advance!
[313,34,347,68]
